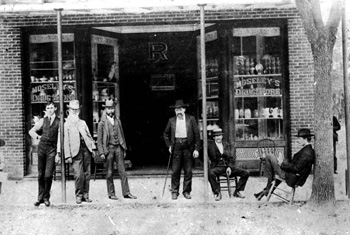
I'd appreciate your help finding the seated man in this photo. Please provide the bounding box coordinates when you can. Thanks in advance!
[208,128,250,201]
[254,128,315,200]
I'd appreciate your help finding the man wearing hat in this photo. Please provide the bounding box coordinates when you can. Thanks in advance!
[29,100,60,207]
[254,128,315,200]
[163,99,200,200]
[208,128,250,201]
[59,100,96,204]
[97,99,136,200]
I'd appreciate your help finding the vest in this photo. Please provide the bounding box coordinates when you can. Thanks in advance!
[108,120,120,146]
[39,116,60,147]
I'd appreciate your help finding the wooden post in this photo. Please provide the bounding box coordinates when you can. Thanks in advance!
[198,4,208,202]
[55,8,66,203]
[341,0,350,198]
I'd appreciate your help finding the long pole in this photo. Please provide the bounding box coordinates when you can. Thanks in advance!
[341,0,350,198]
[199,4,208,202]
[55,8,66,203]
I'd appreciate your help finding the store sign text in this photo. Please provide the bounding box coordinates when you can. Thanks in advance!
[235,88,281,96]
[148,42,168,61]
[234,76,281,97]
[31,94,75,102]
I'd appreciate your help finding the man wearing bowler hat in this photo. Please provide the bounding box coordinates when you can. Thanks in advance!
[163,99,200,200]
[208,128,250,201]
[60,100,96,204]
[97,99,136,200]
[254,128,315,200]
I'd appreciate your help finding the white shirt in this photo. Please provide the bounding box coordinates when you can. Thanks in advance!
[215,141,224,155]
[175,116,187,138]
[107,115,115,126]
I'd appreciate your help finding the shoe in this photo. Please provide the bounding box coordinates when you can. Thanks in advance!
[34,199,44,207]
[334,171,338,174]
[214,192,222,201]
[124,193,137,199]
[76,197,82,204]
[171,193,178,200]
[44,199,50,207]
[254,191,264,201]
[109,195,118,200]
[82,197,92,203]
[183,192,191,199]
[233,191,245,199]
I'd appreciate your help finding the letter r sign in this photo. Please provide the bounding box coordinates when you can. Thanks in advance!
[148,42,168,60]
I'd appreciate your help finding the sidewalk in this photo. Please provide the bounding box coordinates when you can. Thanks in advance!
[1,173,346,207]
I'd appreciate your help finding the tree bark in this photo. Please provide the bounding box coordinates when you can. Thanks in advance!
[295,0,342,206]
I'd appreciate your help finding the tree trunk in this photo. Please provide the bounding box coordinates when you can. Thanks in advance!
[309,36,335,206]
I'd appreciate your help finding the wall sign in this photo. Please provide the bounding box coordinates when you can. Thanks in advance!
[148,42,168,60]
[150,74,175,91]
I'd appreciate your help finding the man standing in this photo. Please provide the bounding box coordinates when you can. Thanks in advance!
[62,100,96,204]
[208,128,249,201]
[97,99,136,200]
[163,99,200,200]
[333,116,341,174]
[29,100,60,207]
[254,128,315,200]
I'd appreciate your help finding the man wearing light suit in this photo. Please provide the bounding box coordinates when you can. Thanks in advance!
[62,100,96,204]
[163,99,201,200]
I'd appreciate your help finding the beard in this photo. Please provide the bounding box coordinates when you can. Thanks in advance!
[106,112,115,118]
[67,113,80,124]
[175,111,185,119]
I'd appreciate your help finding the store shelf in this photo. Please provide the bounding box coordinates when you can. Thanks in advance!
[234,74,281,78]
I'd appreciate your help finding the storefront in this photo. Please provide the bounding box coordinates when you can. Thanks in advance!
[0,1,315,179]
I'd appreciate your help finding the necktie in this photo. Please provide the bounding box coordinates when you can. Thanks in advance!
[49,117,51,125]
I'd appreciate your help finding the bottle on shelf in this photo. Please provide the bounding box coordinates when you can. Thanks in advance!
[250,58,255,75]
[245,57,250,75]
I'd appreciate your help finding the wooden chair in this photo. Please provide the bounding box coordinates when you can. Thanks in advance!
[257,139,276,176]
[217,173,238,198]
[265,176,296,205]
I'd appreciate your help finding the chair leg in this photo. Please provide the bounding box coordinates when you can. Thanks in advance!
[289,187,296,205]
[266,180,276,202]
[226,177,232,198]
[94,165,97,181]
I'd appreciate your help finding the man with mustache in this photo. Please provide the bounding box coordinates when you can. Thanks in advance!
[97,99,136,200]
[163,99,200,200]
[60,100,96,204]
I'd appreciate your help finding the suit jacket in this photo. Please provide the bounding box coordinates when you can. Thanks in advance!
[163,114,200,153]
[281,144,315,187]
[207,140,235,169]
[64,118,96,159]
[97,114,127,156]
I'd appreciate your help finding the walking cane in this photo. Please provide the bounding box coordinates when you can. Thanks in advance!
[162,152,172,197]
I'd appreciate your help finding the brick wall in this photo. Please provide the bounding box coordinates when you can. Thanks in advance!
[0,7,313,178]
[287,18,315,155]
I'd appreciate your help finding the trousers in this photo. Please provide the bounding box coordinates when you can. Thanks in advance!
[208,165,250,194]
[106,145,130,197]
[37,143,56,201]
[171,141,193,194]
[72,145,91,199]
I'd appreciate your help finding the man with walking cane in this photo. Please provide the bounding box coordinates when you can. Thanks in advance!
[163,99,200,200]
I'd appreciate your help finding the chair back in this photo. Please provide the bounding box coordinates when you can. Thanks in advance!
[257,139,276,158]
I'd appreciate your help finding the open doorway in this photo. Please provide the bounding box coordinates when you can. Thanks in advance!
[118,31,198,168]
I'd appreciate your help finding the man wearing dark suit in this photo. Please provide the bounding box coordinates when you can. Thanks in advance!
[163,99,200,200]
[254,128,315,200]
[208,128,250,201]
[29,100,60,207]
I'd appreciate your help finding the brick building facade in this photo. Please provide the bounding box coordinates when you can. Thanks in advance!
[0,4,315,179]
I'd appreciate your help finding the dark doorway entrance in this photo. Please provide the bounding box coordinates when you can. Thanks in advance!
[119,31,198,167]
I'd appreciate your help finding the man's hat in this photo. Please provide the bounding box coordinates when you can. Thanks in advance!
[102,99,115,108]
[295,128,314,137]
[170,99,188,109]
[67,100,81,109]
[0,139,5,147]
[212,128,224,136]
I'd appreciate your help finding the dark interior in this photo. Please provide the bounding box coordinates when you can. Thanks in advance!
[118,31,199,167]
